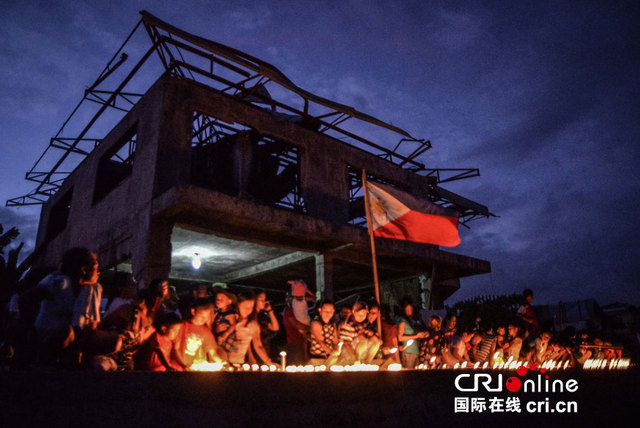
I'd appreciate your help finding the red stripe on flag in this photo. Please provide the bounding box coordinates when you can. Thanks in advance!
[372,209,461,247]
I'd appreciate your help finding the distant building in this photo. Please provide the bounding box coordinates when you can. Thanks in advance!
[535,299,601,332]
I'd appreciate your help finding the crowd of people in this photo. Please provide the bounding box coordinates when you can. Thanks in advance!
[0,247,626,371]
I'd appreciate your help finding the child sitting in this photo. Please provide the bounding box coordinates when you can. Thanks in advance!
[136,312,183,371]
[174,299,223,368]
[212,289,238,341]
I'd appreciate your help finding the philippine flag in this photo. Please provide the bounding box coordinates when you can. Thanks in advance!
[365,181,461,247]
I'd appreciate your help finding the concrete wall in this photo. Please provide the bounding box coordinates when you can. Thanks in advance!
[35,77,167,280]
[33,75,489,291]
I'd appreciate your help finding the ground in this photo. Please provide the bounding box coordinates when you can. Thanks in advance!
[0,369,636,426]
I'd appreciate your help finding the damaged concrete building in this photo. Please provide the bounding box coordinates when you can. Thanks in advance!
[8,12,493,308]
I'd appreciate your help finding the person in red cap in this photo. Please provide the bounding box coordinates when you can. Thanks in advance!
[288,280,315,327]
[282,280,315,364]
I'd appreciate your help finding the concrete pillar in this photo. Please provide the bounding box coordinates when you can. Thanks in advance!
[315,253,334,300]
[131,217,173,288]
[300,142,349,224]
[234,132,253,197]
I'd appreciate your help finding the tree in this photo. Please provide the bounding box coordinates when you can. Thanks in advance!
[0,224,23,317]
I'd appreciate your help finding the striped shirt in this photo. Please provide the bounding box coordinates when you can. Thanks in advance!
[476,334,496,363]
[338,319,366,343]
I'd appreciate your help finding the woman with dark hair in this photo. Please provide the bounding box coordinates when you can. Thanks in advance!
[218,292,273,366]
[309,300,338,362]
[251,290,279,363]
[396,298,427,369]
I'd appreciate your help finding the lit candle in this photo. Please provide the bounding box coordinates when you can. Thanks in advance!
[280,351,287,371]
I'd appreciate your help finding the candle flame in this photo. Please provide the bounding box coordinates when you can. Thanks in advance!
[190,362,224,372]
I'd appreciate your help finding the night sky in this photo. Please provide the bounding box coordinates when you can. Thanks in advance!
[1,1,638,306]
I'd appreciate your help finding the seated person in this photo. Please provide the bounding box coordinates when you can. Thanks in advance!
[504,323,524,361]
[338,301,382,364]
[442,315,457,340]
[218,292,273,366]
[136,312,183,371]
[102,288,156,343]
[249,290,280,364]
[591,338,606,359]
[178,283,209,320]
[576,336,593,365]
[543,340,569,365]
[442,331,472,366]
[339,305,352,323]
[212,289,237,341]
[495,326,507,348]
[101,289,157,370]
[105,273,137,317]
[419,315,442,365]
[474,329,497,364]
[71,253,123,362]
[308,301,338,363]
[469,331,484,363]
[173,298,223,369]
[603,342,621,360]
[527,331,551,364]
[21,247,97,365]
[364,300,380,336]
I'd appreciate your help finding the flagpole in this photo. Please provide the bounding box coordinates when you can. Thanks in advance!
[361,169,383,338]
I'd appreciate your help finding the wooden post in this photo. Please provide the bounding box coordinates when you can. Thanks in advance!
[361,170,383,338]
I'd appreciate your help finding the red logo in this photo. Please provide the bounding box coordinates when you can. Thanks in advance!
[506,376,521,392]
[505,364,549,392]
